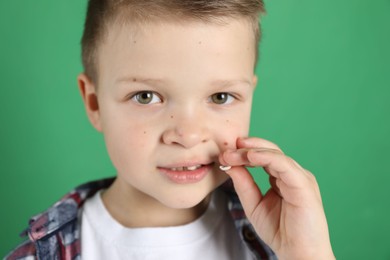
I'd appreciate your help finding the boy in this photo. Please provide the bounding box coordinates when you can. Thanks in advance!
[6,0,335,259]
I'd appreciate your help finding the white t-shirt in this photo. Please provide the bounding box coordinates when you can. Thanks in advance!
[81,190,254,260]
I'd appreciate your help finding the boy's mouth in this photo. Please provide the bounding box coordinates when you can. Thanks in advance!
[168,165,203,171]
[158,163,214,184]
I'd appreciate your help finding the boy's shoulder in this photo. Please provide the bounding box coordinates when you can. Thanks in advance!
[5,178,276,260]
[26,177,115,242]
[5,177,115,260]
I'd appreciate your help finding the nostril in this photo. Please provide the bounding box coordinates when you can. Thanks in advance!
[162,123,210,148]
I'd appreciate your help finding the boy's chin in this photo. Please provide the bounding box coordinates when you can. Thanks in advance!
[158,191,212,211]
[157,177,228,210]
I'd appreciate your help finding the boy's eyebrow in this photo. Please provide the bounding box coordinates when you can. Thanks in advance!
[210,79,253,88]
[115,77,253,88]
[115,76,166,85]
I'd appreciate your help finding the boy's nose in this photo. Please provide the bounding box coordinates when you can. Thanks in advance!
[161,117,210,149]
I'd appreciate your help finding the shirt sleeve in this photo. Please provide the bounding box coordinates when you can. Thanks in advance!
[4,240,37,260]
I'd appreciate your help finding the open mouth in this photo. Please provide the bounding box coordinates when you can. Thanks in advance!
[168,165,203,171]
[159,163,214,184]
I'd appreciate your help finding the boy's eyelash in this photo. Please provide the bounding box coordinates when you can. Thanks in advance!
[209,92,239,105]
[125,91,163,104]
[123,91,240,104]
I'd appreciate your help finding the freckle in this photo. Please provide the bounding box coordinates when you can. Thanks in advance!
[133,40,137,44]
[170,115,174,119]
[133,78,137,82]
[198,41,202,44]
[143,131,146,134]
[226,120,230,123]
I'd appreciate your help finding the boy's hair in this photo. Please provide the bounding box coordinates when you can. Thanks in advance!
[81,0,266,83]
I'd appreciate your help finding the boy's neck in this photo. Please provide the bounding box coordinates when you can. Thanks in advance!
[101,178,211,228]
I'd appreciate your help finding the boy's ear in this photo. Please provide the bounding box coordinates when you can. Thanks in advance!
[252,75,258,88]
[77,73,102,132]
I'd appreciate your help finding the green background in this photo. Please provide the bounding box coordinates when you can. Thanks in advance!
[1,0,389,259]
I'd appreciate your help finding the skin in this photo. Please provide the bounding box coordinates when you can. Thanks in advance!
[78,18,335,259]
[219,138,335,259]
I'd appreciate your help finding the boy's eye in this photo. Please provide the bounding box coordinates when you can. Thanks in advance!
[210,92,234,105]
[132,91,162,104]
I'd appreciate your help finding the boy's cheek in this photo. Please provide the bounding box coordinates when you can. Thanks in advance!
[215,119,250,151]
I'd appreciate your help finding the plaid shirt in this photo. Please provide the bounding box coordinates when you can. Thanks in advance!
[5,178,277,260]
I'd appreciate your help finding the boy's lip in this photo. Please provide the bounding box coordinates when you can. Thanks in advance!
[160,161,214,169]
[158,162,214,184]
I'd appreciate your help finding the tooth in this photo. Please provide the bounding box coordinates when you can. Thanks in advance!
[219,165,231,171]
[170,165,202,171]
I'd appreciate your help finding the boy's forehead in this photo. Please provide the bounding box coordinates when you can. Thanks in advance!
[96,18,256,84]
[101,17,255,52]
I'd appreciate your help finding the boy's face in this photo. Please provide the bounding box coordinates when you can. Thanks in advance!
[81,18,257,210]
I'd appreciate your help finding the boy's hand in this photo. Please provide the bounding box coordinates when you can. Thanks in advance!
[219,137,335,260]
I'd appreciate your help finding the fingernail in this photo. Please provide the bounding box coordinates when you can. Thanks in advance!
[223,149,236,156]
[238,137,249,142]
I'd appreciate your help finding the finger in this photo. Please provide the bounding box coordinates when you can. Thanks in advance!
[237,137,282,152]
[246,149,308,188]
[223,148,310,189]
[249,151,323,206]
[221,145,315,193]
[225,166,263,218]
[219,149,251,166]
[221,148,282,167]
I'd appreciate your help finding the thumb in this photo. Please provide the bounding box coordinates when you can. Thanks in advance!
[224,166,263,219]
